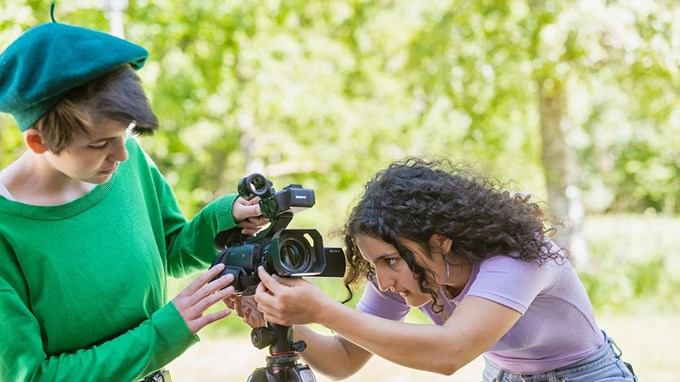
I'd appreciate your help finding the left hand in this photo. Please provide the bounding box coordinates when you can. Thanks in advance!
[253,266,329,326]
[224,294,266,328]
[232,196,268,235]
[172,263,236,333]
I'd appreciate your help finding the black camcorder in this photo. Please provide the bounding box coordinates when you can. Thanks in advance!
[211,173,346,295]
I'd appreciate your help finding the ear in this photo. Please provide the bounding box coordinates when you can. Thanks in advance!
[429,234,453,254]
[24,129,48,154]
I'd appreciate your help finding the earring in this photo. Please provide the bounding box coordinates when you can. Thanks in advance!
[443,254,451,278]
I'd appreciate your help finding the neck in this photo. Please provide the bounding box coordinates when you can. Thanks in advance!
[1,151,95,205]
[443,254,472,291]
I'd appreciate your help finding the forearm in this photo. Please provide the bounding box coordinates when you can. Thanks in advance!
[293,325,372,380]
[165,193,238,277]
[0,300,196,382]
[255,269,519,375]
[317,301,468,375]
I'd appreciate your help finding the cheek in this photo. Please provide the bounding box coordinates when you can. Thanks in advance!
[400,263,436,293]
[395,265,419,285]
[68,155,98,170]
[63,152,104,174]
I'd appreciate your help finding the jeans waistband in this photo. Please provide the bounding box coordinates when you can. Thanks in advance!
[554,332,615,372]
[490,331,626,381]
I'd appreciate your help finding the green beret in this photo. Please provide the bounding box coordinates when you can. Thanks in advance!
[0,21,148,131]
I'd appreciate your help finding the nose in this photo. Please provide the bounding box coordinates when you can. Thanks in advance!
[374,269,394,293]
[108,137,129,163]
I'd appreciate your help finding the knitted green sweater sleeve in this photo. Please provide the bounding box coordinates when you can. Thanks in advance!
[0,282,196,382]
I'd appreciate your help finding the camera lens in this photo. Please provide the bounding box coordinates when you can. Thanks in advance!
[278,236,310,273]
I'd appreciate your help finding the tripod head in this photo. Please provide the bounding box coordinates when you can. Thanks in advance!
[247,322,317,382]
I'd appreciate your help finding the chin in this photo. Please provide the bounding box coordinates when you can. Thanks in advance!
[405,295,431,308]
[86,174,113,184]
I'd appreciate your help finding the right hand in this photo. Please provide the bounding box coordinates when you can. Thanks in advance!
[224,294,266,328]
[172,263,237,333]
[254,267,330,326]
[232,196,269,236]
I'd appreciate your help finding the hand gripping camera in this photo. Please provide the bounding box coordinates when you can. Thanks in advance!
[211,173,346,296]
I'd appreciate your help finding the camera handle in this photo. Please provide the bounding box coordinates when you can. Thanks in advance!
[246,323,317,382]
[214,212,294,252]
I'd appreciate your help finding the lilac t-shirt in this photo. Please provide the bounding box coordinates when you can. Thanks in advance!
[356,254,604,373]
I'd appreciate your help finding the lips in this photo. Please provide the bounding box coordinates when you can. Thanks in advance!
[99,163,118,175]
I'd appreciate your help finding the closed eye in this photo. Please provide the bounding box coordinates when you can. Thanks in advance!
[88,140,110,150]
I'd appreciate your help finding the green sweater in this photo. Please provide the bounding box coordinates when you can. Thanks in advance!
[0,138,238,381]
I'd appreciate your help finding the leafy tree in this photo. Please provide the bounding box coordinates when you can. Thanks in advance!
[1,0,679,244]
[395,0,680,258]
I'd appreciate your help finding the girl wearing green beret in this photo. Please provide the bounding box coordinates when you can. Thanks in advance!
[0,21,265,381]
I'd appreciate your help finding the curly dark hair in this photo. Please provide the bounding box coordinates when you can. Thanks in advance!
[341,157,564,312]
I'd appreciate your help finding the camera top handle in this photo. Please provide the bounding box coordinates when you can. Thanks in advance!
[213,211,293,251]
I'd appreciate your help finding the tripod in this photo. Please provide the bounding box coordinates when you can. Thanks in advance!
[247,322,317,382]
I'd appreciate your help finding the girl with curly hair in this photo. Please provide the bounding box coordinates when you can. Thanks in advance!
[243,157,636,381]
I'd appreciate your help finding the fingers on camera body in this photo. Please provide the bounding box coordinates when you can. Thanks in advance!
[186,265,236,310]
[173,265,239,333]
[246,311,266,328]
[233,196,264,223]
[224,295,237,310]
[234,297,266,328]
[239,216,269,236]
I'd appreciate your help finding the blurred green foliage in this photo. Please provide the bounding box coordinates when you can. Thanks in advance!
[578,215,680,315]
[3,0,679,223]
[2,0,679,334]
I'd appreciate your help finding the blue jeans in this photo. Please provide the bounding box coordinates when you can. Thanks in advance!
[482,332,637,382]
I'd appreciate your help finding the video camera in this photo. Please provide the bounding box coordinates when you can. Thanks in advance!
[211,173,346,295]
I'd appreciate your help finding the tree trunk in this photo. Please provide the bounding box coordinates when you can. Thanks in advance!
[538,78,588,264]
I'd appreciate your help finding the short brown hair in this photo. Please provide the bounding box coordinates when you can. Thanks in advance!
[33,65,158,153]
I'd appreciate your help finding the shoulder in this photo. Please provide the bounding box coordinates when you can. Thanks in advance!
[125,136,146,161]
[467,253,568,313]
[479,253,568,284]
[481,240,570,272]
[121,137,162,177]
